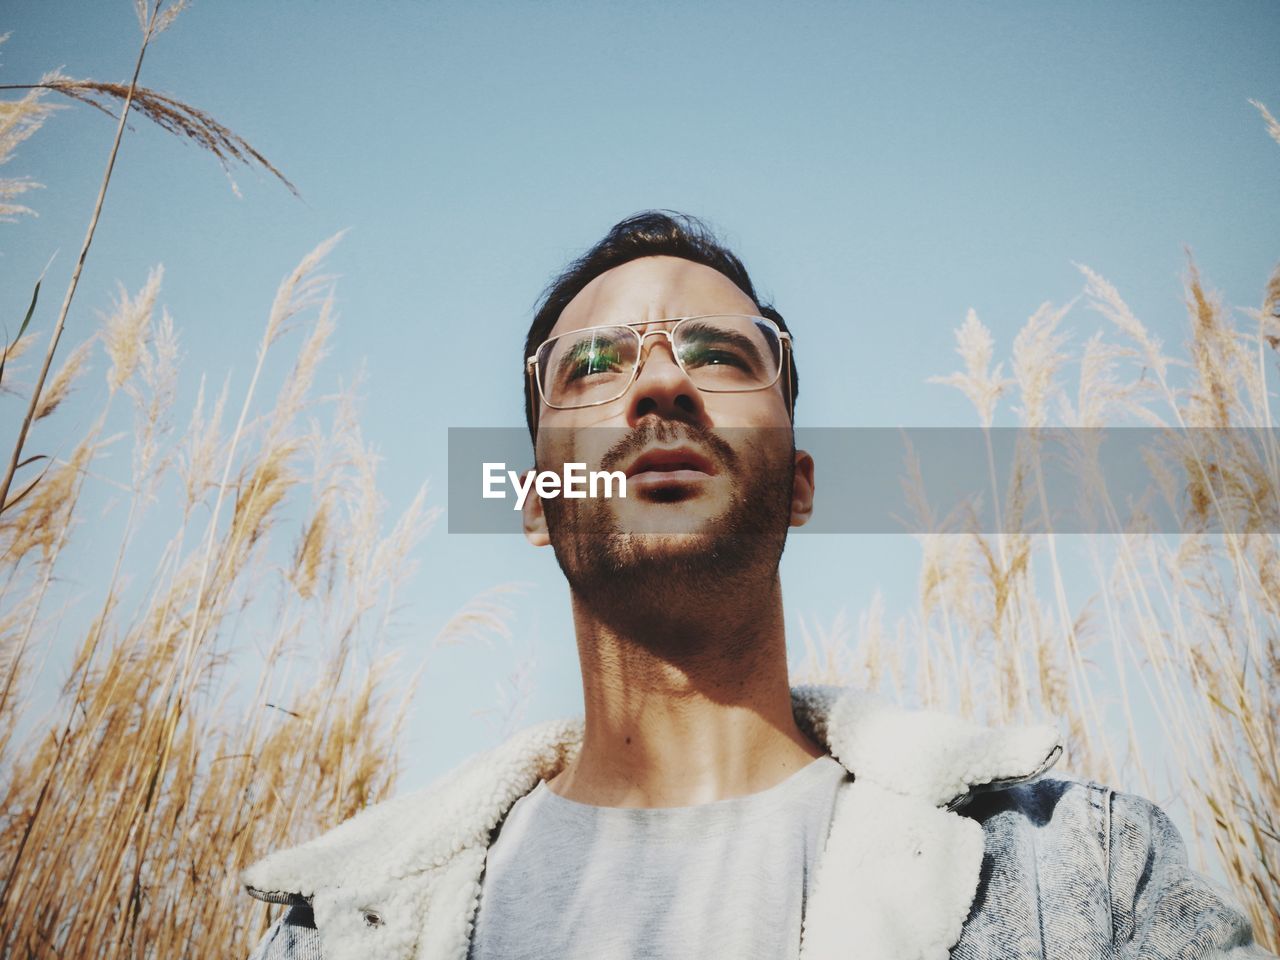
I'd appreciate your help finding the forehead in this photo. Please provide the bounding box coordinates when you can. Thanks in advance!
[550,256,759,338]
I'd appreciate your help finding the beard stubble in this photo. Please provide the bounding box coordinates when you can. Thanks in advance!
[540,421,797,632]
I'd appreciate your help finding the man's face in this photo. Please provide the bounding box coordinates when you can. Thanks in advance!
[523,256,815,602]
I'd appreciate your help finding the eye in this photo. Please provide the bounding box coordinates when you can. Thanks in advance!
[674,321,766,377]
[564,342,623,381]
[680,343,752,370]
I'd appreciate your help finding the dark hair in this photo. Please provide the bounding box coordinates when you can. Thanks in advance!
[523,210,799,437]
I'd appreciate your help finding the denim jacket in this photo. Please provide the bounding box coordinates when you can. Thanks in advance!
[243,686,1273,959]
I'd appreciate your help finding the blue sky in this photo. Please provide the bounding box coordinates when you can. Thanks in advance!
[3,1,1278,797]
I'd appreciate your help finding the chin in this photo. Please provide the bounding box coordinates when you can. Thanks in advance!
[545,482,792,593]
[610,530,723,562]
[607,493,736,535]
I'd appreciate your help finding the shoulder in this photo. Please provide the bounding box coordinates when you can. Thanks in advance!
[962,773,1107,830]
[964,774,1221,880]
[963,776,1271,957]
[960,774,1112,888]
[962,774,1198,876]
[1100,787,1267,956]
[239,719,582,960]
[241,716,583,903]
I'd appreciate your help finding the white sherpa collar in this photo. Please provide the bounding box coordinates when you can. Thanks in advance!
[789,685,1063,809]
[242,685,1062,960]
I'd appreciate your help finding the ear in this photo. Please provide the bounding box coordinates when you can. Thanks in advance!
[789,449,815,527]
[521,469,550,547]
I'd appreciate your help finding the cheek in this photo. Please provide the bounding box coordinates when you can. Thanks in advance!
[704,382,791,423]
[536,422,617,473]
[535,433,567,473]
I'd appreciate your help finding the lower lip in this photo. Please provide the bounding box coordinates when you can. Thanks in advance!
[627,469,714,489]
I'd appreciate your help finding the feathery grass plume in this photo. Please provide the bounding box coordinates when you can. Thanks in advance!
[262,232,344,348]
[32,335,92,420]
[7,72,298,198]
[998,265,1276,943]
[0,437,94,564]
[0,595,38,760]
[1264,261,1280,327]
[0,235,503,956]
[0,331,41,386]
[227,443,297,563]
[262,290,335,453]
[0,41,59,221]
[791,600,901,696]
[131,306,178,503]
[0,10,473,955]
[1184,260,1240,429]
[104,267,163,394]
[859,593,895,694]
[1249,98,1280,149]
[0,0,299,520]
[792,612,852,686]
[896,435,986,720]
[0,425,101,806]
[1076,263,1173,398]
[373,483,437,582]
[1010,299,1116,767]
[819,253,1280,949]
[179,234,344,686]
[1066,331,1134,428]
[927,308,1011,428]
[291,497,330,601]
[178,375,229,514]
[434,583,521,647]
[135,0,188,36]
[344,445,383,589]
[482,655,538,740]
[1012,300,1072,429]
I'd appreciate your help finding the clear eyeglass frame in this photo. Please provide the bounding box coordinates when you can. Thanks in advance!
[525,314,794,412]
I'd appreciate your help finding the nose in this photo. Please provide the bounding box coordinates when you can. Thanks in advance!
[625,332,707,427]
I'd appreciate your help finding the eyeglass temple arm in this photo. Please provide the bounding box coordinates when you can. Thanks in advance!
[526,357,540,432]
[784,338,795,422]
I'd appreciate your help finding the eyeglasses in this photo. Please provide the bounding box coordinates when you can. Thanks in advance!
[527,314,793,411]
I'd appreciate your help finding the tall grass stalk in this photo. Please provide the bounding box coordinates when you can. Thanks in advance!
[795,254,1280,950]
[0,13,515,954]
[0,4,158,516]
[0,235,513,955]
[0,0,293,518]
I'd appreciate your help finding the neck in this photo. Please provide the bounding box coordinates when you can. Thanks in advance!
[548,576,823,807]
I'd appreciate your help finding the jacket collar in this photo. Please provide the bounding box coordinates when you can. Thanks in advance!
[242,685,1062,960]
[790,684,1062,808]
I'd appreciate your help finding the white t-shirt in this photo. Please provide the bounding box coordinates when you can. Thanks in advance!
[468,756,848,960]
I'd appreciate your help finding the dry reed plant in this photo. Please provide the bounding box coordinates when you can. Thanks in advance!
[11,74,298,197]
[0,0,293,520]
[792,241,1280,947]
[0,34,57,224]
[0,10,516,955]
[0,237,511,958]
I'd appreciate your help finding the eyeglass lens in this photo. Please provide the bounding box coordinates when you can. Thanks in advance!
[537,316,782,409]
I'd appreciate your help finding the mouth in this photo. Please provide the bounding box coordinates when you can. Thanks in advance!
[624,445,718,490]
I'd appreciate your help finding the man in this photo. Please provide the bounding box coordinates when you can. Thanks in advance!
[243,212,1272,960]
